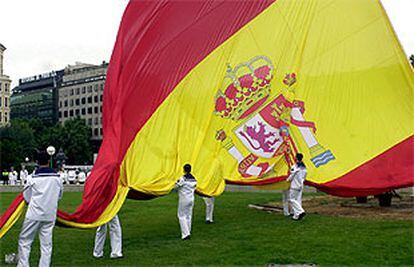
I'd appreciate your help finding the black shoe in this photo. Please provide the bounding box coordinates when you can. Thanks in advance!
[298,212,306,220]
[205,220,214,224]
[182,235,191,240]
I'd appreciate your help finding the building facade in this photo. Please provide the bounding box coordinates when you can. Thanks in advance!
[58,62,107,140]
[0,43,12,126]
[11,70,63,125]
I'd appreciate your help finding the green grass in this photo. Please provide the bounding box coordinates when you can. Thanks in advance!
[0,191,413,266]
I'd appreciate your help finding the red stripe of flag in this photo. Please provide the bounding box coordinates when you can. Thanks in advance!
[0,193,24,229]
[307,136,414,197]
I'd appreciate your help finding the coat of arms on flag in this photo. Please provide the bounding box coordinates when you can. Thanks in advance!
[214,56,335,179]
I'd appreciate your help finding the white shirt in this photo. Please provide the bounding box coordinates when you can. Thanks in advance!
[20,169,28,182]
[9,171,17,180]
[175,175,197,199]
[78,172,86,183]
[23,167,63,221]
[287,164,307,190]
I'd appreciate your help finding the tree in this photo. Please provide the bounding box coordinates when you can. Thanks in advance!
[0,120,37,170]
[60,118,93,165]
[0,117,93,170]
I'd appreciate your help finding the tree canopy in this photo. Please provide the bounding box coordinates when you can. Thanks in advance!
[0,118,93,170]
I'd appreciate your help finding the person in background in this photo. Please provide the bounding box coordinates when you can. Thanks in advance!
[203,197,215,224]
[77,169,86,184]
[17,151,63,267]
[58,168,67,184]
[286,153,307,221]
[93,215,123,259]
[9,167,18,185]
[175,164,197,240]
[20,166,29,185]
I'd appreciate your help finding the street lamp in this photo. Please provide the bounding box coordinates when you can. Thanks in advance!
[46,146,56,168]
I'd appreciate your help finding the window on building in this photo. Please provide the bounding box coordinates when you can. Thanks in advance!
[94,84,98,91]
[88,96,92,104]
[94,128,99,136]
[94,95,98,103]
[94,117,99,125]
[5,113,8,122]
[70,99,74,106]
[88,86,92,93]
[100,95,103,101]
[81,108,86,115]
[5,84,8,92]
[94,106,98,114]
[88,118,92,125]
[70,89,74,95]
[81,98,86,104]
[70,110,74,117]
[88,107,92,114]
[100,84,104,91]
[59,101,62,108]
[100,106,102,112]
[75,109,80,116]
[64,111,68,117]
[100,128,103,135]
[82,87,86,94]
[64,100,68,107]
[76,88,80,95]
[0,82,2,92]
[75,99,80,105]
[5,98,8,107]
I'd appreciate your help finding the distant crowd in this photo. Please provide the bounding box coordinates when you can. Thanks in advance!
[1,166,92,186]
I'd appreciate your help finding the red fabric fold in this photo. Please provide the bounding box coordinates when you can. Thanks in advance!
[0,193,24,228]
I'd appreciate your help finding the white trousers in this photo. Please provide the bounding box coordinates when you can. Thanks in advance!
[282,190,291,216]
[93,215,123,258]
[203,197,215,222]
[289,188,305,219]
[18,218,55,267]
[177,196,194,239]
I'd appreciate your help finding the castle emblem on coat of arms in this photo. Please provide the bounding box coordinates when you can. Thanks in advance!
[214,55,335,179]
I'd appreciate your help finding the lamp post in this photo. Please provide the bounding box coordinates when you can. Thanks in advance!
[46,146,56,168]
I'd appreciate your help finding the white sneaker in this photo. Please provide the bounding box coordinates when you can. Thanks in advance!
[110,253,123,259]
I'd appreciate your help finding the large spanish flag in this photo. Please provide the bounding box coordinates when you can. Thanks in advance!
[1,0,413,237]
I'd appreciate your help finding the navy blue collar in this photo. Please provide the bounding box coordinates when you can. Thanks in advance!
[35,167,57,175]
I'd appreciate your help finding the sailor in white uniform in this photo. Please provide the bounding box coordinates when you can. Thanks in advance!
[9,167,18,185]
[203,197,215,223]
[175,164,197,240]
[286,153,307,221]
[17,151,63,267]
[93,215,123,259]
[20,166,29,185]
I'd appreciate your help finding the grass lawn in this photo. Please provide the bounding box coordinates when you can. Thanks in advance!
[0,191,413,266]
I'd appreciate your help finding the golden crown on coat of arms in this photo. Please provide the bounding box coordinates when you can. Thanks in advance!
[214,56,274,121]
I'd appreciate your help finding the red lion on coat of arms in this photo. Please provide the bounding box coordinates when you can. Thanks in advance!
[214,55,335,179]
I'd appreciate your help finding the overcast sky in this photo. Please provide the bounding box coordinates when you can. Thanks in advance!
[1,0,413,88]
